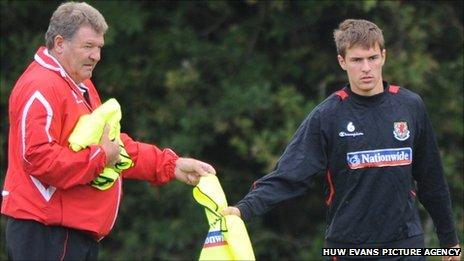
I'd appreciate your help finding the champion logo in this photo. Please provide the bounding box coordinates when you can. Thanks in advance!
[339,121,364,137]
[347,122,355,132]
[347,147,412,169]
[203,230,227,248]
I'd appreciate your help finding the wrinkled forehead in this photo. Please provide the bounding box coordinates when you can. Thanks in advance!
[71,25,105,45]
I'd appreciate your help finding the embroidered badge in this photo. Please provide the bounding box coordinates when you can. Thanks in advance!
[393,121,410,141]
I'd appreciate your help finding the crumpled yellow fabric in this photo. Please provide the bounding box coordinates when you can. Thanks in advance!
[68,98,133,190]
[193,174,255,261]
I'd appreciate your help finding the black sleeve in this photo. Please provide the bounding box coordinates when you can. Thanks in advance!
[236,109,327,221]
[412,97,459,247]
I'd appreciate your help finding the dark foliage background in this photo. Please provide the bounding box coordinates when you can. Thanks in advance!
[1,1,462,260]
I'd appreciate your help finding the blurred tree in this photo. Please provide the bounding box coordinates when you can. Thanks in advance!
[1,1,462,260]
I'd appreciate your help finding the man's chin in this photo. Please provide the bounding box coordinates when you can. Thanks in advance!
[81,72,93,81]
[358,82,376,91]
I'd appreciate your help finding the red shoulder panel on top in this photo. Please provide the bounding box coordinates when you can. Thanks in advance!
[335,89,349,100]
[388,85,400,94]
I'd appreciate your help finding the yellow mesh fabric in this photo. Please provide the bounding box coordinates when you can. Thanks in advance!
[68,98,133,190]
[193,174,255,260]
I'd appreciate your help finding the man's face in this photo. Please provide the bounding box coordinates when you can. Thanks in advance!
[57,26,104,84]
[337,43,386,96]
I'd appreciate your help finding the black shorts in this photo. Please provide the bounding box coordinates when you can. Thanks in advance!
[5,217,99,260]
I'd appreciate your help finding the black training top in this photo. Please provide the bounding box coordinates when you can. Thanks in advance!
[236,82,458,247]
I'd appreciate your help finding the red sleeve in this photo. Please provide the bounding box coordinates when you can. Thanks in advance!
[120,133,178,185]
[22,90,106,189]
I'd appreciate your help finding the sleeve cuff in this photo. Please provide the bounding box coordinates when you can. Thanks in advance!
[159,149,179,184]
[236,201,253,222]
[438,230,459,247]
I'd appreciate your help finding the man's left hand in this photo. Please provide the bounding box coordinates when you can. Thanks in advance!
[442,244,461,261]
[174,157,216,186]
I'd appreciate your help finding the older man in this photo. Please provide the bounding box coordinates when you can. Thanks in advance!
[2,2,215,260]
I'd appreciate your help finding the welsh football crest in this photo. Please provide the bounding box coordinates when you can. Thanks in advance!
[393,121,410,141]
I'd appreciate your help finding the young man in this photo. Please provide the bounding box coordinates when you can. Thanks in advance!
[2,2,215,260]
[222,19,460,259]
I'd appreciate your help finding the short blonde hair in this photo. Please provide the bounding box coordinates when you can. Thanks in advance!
[333,19,384,57]
[45,2,108,49]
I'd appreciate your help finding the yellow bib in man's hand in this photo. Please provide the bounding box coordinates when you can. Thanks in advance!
[193,174,255,260]
[68,98,133,190]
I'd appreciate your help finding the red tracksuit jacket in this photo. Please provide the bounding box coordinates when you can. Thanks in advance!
[1,46,179,239]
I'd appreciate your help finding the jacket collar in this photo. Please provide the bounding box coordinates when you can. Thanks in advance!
[34,46,93,110]
[34,46,68,78]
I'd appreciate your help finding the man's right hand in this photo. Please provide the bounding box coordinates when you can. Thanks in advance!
[220,206,241,217]
[99,124,120,167]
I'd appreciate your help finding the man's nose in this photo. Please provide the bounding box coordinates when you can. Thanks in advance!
[89,48,101,62]
[361,59,371,72]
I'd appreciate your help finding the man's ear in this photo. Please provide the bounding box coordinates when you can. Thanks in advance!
[381,49,386,66]
[53,35,65,54]
[338,54,347,71]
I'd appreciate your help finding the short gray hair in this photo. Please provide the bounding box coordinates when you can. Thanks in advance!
[45,1,108,49]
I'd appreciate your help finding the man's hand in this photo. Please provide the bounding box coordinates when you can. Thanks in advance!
[220,206,241,218]
[99,124,120,168]
[174,157,216,186]
[442,244,461,261]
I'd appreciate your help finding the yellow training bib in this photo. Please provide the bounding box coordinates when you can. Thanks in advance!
[193,174,255,261]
